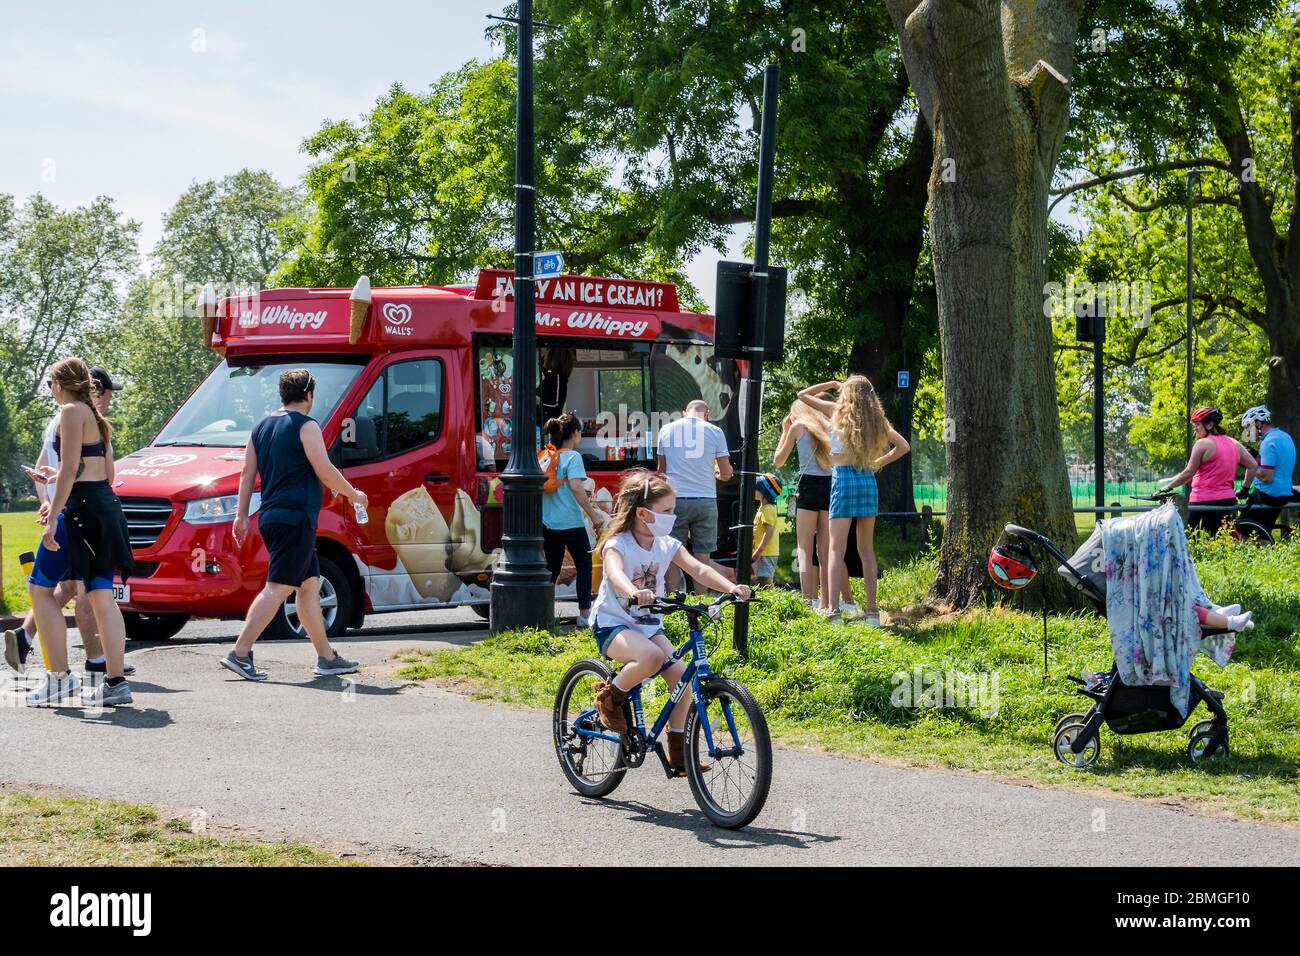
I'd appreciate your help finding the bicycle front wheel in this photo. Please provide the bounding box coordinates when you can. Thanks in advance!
[553,659,627,798]
[685,678,772,829]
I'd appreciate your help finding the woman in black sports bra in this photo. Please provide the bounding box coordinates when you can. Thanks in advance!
[26,357,135,708]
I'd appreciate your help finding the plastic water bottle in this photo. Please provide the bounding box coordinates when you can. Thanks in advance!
[353,501,369,525]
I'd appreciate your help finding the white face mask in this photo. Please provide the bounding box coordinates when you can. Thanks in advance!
[641,509,676,538]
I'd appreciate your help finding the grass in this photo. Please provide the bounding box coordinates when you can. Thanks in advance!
[0,511,44,616]
[0,791,359,866]
[397,534,1300,825]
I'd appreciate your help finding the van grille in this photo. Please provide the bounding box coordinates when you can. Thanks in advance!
[119,498,176,550]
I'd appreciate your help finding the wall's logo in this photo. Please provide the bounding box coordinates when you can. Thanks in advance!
[382,303,412,326]
[139,454,197,469]
[382,302,413,337]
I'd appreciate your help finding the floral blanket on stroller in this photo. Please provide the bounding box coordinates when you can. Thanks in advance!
[1102,504,1236,717]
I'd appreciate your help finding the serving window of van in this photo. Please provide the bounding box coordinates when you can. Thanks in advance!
[473,338,737,472]
[340,358,444,464]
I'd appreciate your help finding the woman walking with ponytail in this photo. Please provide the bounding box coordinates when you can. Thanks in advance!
[26,358,135,707]
[798,376,910,626]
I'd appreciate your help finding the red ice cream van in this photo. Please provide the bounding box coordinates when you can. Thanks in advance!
[111,269,742,641]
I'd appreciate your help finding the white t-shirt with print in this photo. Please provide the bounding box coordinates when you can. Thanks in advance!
[591,531,683,638]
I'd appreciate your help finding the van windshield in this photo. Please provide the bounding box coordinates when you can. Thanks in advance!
[152,360,364,448]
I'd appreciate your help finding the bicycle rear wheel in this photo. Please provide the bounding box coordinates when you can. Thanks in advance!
[685,678,772,829]
[553,659,627,798]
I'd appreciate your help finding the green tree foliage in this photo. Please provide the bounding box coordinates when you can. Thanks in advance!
[0,194,139,460]
[0,380,21,495]
[532,0,935,509]
[277,62,695,294]
[1060,0,1299,450]
[113,170,301,453]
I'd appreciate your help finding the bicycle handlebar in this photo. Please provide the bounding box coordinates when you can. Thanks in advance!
[640,591,757,618]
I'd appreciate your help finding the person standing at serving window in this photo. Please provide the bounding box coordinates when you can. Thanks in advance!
[224,369,368,681]
[542,412,608,628]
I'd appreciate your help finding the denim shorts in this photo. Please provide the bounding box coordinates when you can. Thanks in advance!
[592,622,666,657]
[755,555,777,578]
[592,624,627,657]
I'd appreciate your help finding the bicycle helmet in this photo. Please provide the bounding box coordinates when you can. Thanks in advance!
[755,472,784,505]
[988,539,1037,590]
[1190,406,1223,426]
[1241,405,1272,428]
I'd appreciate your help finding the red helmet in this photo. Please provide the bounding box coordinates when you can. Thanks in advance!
[1190,406,1222,426]
[988,540,1037,590]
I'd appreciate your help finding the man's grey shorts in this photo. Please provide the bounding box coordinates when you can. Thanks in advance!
[671,497,719,555]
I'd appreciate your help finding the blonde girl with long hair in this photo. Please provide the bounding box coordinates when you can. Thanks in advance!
[797,376,910,625]
[26,357,135,707]
[773,399,852,609]
[588,469,750,775]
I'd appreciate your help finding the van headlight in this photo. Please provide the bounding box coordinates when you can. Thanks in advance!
[183,492,260,524]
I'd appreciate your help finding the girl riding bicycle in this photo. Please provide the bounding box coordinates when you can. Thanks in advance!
[589,469,751,775]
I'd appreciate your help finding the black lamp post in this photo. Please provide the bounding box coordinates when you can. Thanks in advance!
[489,0,555,632]
[731,64,780,656]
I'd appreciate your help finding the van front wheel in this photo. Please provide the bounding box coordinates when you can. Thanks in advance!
[265,555,354,641]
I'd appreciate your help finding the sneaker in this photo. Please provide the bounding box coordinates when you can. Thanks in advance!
[83,679,133,707]
[816,606,840,620]
[84,660,136,677]
[575,615,591,629]
[3,629,24,673]
[25,671,81,707]
[863,611,881,627]
[220,650,268,682]
[838,602,862,621]
[314,652,359,676]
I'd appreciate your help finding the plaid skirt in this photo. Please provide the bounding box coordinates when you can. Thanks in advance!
[830,465,878,518]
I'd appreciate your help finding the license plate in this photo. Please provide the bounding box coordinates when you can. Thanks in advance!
[112,583,130,603]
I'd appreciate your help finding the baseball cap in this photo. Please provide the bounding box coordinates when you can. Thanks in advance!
[89,368,124,392]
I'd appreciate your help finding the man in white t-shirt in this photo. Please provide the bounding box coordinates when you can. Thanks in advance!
[656,400,734,591]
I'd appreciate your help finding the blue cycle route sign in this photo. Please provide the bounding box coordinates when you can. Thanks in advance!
[534,251,565,278]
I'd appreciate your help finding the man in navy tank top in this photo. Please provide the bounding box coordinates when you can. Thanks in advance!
[222,369,369,681]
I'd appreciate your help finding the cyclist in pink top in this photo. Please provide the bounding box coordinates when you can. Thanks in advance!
[1161,406,1258,535]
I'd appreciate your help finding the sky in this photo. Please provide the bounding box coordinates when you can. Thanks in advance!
[0,0,746,309]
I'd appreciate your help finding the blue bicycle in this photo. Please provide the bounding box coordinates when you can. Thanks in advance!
[552,592,772,830]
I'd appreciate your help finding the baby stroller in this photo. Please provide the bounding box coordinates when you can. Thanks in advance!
[999,522,1230,768]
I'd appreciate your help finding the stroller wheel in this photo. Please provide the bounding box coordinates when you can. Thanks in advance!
[1189,719,1216,739]
[1188,730,1230,765]
[1053,721,1100,768]
[1054,713,1088,737]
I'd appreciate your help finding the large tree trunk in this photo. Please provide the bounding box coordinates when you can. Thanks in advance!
[888,0,1080,607]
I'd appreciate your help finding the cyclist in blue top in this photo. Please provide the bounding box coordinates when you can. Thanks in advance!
[1239,406,1295,533]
